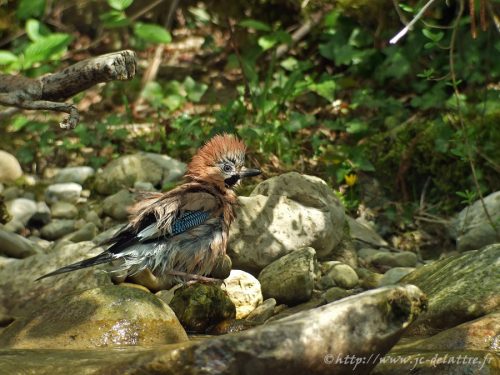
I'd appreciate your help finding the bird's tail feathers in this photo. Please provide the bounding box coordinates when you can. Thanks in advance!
[35,252,114,281]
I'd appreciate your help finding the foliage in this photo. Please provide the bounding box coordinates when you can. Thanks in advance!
[0,0,499,228]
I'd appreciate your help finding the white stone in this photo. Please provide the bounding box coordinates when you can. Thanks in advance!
[222,270,263,319]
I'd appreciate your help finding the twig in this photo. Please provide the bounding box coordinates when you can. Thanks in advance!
[275,10,324,59]
[390,0,440,44]
[0,50,136,129]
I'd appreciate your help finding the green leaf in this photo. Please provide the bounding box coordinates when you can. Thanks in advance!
[188,7,211,23]
[23,33,72,67]
[239,19,271,32]
[17,0,45,20]
[26,19,51,41]
[280,57,298,71]
[311,79,336,101]
[258,31,291,51]
[141,81,164,108]
[0,51,18,65]
[134,23,172,44]
[100,10,130,28]
[107,0,133,11]
[183,76,208,102]
[346,120,368,134]
[422,29,444,42]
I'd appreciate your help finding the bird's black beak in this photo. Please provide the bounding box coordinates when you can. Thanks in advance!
[240,167,261,178]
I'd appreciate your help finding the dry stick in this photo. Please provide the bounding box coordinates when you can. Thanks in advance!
[448,0,499,239]
[275,10,325,59]
[0,50,137,129]
[390,0,440,44]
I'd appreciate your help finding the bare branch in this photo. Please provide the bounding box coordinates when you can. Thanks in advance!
[0,50,137,129]
[390,0,439,44]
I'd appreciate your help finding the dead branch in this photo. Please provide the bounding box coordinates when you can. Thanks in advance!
[0,50,137,129]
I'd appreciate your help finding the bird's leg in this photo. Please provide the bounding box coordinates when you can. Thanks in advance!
[168,270,222,285]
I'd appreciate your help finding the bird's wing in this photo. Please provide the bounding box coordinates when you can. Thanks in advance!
[126,190,220,243]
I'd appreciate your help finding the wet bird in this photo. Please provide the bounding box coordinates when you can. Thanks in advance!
[37,134,261,290]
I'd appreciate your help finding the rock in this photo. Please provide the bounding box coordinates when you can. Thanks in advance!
[396,312,500,352]
[51,201,79,219]
[63,222,97,242]
[2,218,24,233]
[96,285,426,375]
[207,319,257,335]
[169,283,236,332]
[53,166,95,185]
[356,267,384,289]
[358,247,390,260]
[373,351,498,375]
[323,287,351,303]
[0,150,22,182]
[347,216,388,249]
[40,219,76,240]
[29,201,51,226]
[2,186,21,200]
[228,172,346,273]
[245,298,277,324]
[84,210,102,228]
[45,183,82,204]
[221,270,263,319]
[401,244,500,335]
[133,181,156,191]
[102,189,134,221]
[367,251,418,268]
[94,152,186,195]
[92,224,123,244]
[5,198,37,226]
[323,263,359,289]
[0,286,188,349]
[379,267,415,286]
[450,191,500,251]
[0,229,41,258]
[259,247,317,305]
[0,241,112,320]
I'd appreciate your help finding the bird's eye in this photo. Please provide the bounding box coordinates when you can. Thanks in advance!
[223,164,232,173]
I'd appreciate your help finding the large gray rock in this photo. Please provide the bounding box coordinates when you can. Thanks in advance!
[102,189,134,221]
[53,166,95,185]
[228,172,346,272]
[221,270,263,319]
[94,152,186,195]
[401,244,500,335]
[0,229,41,258]
[5,198,37,226]
[450,191,500,251]
[259,247,317,305]
[0,241,112,320]
[45,183,82,204]
[0,150,22,182]
[0,285,188,349]
[21,285,425,375]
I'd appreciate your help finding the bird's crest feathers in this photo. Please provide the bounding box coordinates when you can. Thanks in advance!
[186,133,246,181]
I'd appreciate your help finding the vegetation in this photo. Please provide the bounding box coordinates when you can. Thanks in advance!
[0,0,499,242]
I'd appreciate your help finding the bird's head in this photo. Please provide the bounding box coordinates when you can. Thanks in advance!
[186,134,261,190]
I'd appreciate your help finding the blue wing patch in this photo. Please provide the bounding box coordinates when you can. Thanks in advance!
[171,210,210,235]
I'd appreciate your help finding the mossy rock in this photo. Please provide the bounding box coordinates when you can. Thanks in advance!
[169,283,236,333]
